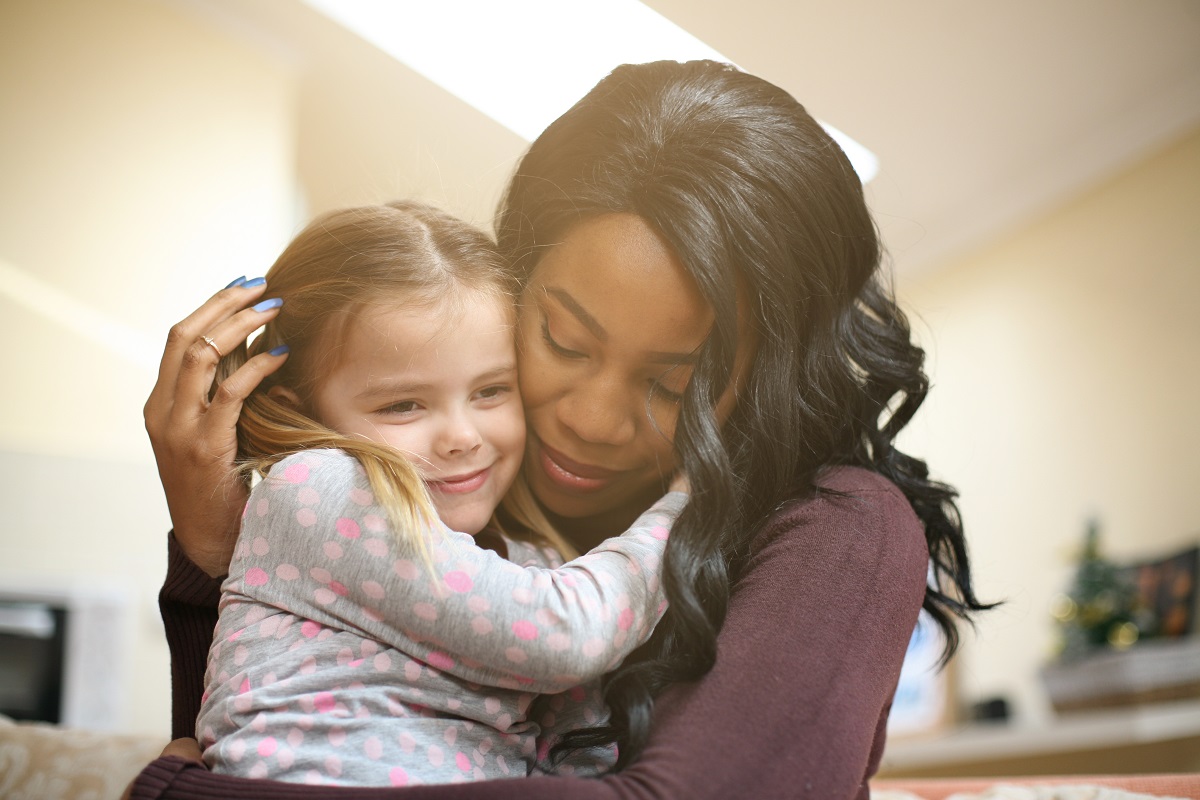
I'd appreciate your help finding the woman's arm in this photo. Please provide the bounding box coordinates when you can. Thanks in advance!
[232,449,683,692]
[139,467,927,800]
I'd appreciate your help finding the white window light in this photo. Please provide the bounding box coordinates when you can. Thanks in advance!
[300,0,879,183]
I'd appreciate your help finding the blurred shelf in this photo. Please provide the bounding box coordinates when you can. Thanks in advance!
[879,699,1200,778]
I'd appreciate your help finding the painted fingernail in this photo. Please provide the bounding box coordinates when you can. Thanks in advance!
[243,277,267,288]
[224,275,247,289]
[268,344,290,357]
[252,297,283,312]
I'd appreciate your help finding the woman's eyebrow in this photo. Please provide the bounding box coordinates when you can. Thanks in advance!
[545,286,699,366]
[545,286,607,341]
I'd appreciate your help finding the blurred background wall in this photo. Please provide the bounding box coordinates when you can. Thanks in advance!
[1,0,1197,740]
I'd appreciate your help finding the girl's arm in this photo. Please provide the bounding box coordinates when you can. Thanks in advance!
[135,467,928,800]
[232,449,683,692]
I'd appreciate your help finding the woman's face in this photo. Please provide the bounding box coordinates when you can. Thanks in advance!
[517,213,740,534]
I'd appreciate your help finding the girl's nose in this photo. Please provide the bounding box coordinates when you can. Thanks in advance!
[438,413,483,457]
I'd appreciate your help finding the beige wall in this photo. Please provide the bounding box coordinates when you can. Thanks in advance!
[2,0,1195,739]
[898,128,1200,723]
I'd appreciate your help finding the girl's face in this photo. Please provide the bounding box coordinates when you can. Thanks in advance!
[307,289,526,535]
[517,213,745,537]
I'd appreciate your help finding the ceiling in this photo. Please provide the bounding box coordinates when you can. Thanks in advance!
[191,0,1200,278]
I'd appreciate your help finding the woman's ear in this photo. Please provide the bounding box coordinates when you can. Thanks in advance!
[267,385,303,411]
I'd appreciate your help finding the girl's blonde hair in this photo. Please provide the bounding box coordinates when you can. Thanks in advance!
[217,201,575,560]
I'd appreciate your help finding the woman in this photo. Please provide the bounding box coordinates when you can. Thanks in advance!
[132,60,987,799]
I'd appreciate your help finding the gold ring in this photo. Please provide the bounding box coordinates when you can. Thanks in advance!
[201,335,223,358]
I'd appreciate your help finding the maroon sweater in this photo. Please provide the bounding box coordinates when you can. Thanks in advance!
[131,467,927,800]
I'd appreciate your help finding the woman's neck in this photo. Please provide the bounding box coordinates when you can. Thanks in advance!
[542,486,665,553]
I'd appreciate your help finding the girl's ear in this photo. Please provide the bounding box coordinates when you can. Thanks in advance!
[267,385,303,410]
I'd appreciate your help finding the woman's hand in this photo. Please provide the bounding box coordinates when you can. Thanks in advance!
[143,278,288,577]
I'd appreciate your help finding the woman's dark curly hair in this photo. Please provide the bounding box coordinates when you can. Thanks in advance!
[495,59,990,770]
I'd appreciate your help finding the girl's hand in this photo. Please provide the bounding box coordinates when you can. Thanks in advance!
[143,278,288,577]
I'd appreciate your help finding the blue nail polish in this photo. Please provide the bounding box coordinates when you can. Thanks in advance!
[224,275,247,289]
[252,297,283,312]
[268,344,290,357]
[243,277,267,288]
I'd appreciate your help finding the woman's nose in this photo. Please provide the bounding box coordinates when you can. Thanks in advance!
[557,373,637,448]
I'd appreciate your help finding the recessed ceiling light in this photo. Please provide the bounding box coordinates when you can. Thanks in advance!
[301,0,878,183]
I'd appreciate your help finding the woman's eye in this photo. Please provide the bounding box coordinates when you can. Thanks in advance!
[650,381,684,404]
[541,317,585,359]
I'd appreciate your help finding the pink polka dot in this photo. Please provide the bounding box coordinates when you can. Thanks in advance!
[373,652,392,672]
[443,727,458,745]
[228,738,246,762]
[363,606,383,622]
[362,580,385,599]
[323,541,343,560]
[427,745,444,767]
[251,537,270,556]
[314,692,335,713]
[296,508,317,527]
[484,696,501,714]
[389,767,409,786]
[471,616,493,635]
[512,620,539,640]
[287,728,304,748]
[364,736,383,760]
[233,645,249,665]
[413,602,437,620]
[582,638,604,658]
[651,525,669,540]
[511,587,534,604]
[444,571,473,592]
[618,607,634,631]
[257,737,277,757]
[394,560,419,580]
[336,518,361,539]
[255,499,270,517]
[467,595,490,612]
[364,514,385,532]
[329,581,349,596]
[310,567,332,583]
[239,677,251,694]
[301,620,321,638]
[283,463,309,484]
[297,486,320,505]
[324,754,342,777]
[505,646,528,663]
[547,633,570,651]
[259,615,280,635]
[427,651,456,671]
[456,751,471,771]
[404,661,422,682]
[276,563,300,581]
[244,568,269,587]
[329,727,346,747]
[299,656,317,675]
[363,538,389,557]
[349,487,372,506]
[277,747,294,770]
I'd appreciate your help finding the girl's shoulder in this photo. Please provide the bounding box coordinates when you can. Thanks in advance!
[252,448,366,495]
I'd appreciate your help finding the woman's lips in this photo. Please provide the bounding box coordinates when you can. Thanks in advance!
[426,468,490,495]
[536,441,618,493]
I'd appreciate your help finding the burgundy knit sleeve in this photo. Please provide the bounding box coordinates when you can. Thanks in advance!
[139,469,927,800]
[160,533,223,741]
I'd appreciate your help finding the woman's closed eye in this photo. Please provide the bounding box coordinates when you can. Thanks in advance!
[541,316,585,359]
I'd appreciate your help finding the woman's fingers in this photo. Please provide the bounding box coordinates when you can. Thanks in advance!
[151,278,269,393]
[170,296,286,423]
[160,737,205,763]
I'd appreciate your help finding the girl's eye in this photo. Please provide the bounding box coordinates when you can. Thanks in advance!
[475,384,511,401]
[380,400,420,415]
[541,316,585,359]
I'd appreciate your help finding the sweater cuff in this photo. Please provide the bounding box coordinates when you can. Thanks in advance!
[163,531,225,606]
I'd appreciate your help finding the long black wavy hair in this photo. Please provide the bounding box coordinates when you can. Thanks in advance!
[495,60,990,770]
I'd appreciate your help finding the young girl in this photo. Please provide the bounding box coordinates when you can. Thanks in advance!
[195,201,685,787]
